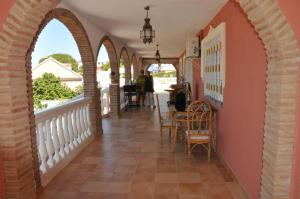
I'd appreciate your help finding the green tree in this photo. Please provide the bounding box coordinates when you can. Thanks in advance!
[75,85,84,95]
[119,58,125,68]
[152,71,176,78]
[39,53,79,72]
[33,73,77,109]
[101,61,111,71]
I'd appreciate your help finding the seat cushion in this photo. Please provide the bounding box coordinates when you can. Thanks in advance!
[162,118,172,126]
[185,130,209,140]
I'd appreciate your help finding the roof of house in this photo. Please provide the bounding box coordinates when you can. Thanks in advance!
[32,57,83,80]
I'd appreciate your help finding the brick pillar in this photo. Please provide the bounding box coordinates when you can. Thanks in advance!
[109,84,120,118]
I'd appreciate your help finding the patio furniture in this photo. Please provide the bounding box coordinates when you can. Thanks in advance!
[156,94,173,141]
[185,100,213,162]
[172,110,189,144]
[123,84,139,111]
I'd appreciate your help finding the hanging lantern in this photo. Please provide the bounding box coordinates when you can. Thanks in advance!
[140,6,155,44]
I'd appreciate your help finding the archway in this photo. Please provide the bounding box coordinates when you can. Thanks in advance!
[145,63,177,93]
[0,0,299,198]
[0,6,100,197]
[31,19,84,110]
[97,36,118,83]
[97,36,120,118]
[96,41,112,115]
[119,47,131,86]
[28,6,101,191]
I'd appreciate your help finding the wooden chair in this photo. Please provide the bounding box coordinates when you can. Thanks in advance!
[172,111,188,144]
[156,94,173,141]
[185,100,213,162]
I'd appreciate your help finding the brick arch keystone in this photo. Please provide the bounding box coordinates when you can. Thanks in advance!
[120,47,131,84]
[0,0,300,198]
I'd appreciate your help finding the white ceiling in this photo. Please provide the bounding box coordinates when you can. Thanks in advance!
[63,0,227,58]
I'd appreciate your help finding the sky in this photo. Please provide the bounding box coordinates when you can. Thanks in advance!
[31,19,109,67]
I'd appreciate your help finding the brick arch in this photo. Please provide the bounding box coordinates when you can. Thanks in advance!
[0,3,102,197]
[142,58,179,81]
[236,0,300,197]
[131,54,138,80]
[27,8,101,133]
[120,47,131,84]
[0,0,300,198]
[98,35,118,83]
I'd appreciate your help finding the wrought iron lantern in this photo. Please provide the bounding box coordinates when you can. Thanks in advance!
[140,6,155,44]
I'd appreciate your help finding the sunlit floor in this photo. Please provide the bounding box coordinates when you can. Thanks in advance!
[37,95,247,199]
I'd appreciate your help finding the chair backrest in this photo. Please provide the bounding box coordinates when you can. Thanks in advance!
[186,100,212,132]
[123,85,137,93]
[155,94,163,125]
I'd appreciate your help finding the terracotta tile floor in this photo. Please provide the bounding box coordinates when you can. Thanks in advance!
[37,104,248,199]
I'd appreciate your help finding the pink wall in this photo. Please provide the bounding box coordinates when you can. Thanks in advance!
[276,0,300,198]
[193,1,267,198]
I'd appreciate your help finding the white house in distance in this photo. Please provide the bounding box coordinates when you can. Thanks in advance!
[32,57,83,90]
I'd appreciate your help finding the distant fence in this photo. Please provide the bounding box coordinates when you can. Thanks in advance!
[153,77,177,93]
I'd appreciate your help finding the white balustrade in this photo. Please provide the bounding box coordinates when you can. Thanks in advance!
[120,86,126,110]
[100,86,110,115]
[35,97,92,176]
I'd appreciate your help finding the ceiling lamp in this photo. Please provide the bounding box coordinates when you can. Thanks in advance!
[140,6,155,44]
[155,44,161,63]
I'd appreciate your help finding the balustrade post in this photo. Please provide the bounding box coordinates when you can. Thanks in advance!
[62,113,70,154]
[57,115,65,158]
[83,105,89,138]
[37,123,48,174]
[45,120,55,168]
[79,106,86,141]
[51,118,60,163]
[67,111,75,150]
[76,108,82,144]
[71,110,79,147]
[86,105,92,136]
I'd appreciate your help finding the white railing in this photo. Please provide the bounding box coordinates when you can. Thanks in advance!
[153,77,177,93]
[120,86,126,110]
[35,97,93,186]
[100,86,110,115]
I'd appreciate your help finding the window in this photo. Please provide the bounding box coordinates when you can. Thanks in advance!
[201,22,226,105]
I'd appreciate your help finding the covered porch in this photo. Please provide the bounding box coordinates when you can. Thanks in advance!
[37,100,247,199]
[0,0,300,199]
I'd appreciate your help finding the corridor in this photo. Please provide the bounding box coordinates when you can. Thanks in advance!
[37,104,247,199]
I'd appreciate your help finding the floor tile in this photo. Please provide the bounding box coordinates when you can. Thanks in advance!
[38,98,247,199]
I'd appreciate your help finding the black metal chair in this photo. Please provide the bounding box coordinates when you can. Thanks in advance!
[123,84,139,111]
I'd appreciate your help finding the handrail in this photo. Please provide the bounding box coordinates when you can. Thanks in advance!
[35,97,90,123]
